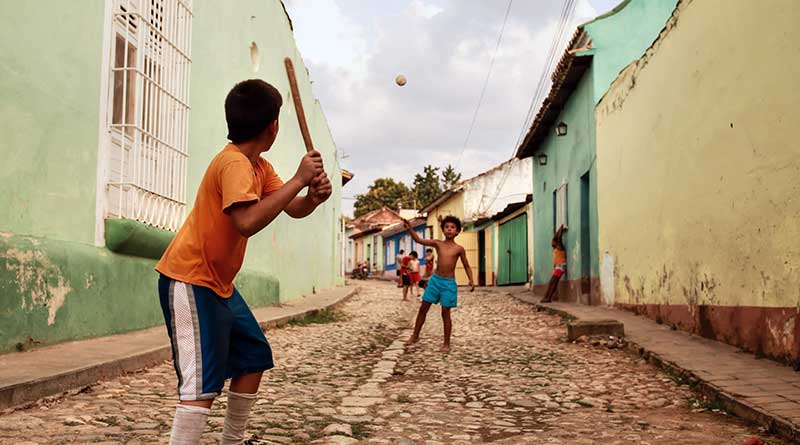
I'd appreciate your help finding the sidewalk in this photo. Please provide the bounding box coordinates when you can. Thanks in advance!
[507,288,800,443]
[0,285,358,411]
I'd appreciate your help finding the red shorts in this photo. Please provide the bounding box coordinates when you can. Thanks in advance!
[410,272,421,284]
[553,264,566,278]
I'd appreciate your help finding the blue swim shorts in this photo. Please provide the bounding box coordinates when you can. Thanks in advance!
[421,274,458,308]
[158,274,274,401]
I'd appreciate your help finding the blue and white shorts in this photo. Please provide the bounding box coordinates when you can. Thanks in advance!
[158,274,274,401]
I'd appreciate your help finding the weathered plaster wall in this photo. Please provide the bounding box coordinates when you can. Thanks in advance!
[596,0,800,362]
[0,232,277,353]
[462,158,532,223]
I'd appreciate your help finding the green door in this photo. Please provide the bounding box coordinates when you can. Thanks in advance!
[497,214,528,285]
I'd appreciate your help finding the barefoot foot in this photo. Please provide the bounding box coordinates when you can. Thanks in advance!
[404,336,419,346]
[439,344,450,353]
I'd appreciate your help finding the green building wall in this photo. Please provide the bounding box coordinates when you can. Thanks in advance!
[0,0,105,244]
[0,0,342,353]
[531,64,598,300]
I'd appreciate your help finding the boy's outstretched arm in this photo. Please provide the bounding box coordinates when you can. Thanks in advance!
[403,219,437,247]
[284,171,333,218]
[554,224,566,244]
[229,150,323,237]
[459,247,475,291]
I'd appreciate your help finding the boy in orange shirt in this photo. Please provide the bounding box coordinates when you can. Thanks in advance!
[541,224,567,303]
[156,79,331,444]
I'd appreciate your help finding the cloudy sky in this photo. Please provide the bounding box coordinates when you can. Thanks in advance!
[283,0,620,216]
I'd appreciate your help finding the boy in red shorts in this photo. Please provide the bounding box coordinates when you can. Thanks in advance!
[542,225,567,303]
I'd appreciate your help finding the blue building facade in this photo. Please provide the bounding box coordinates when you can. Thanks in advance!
[382,220,427,274]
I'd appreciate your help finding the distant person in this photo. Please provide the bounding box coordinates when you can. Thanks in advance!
[403,216,474,353]
[155,79,331,444]
[395,249,405,287]
[542,225,567,303]
[419,248,435,289]
[401,252,412,301]
[409,251,421,297]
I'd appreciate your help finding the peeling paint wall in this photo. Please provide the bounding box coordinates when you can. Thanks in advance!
[596,0,800,361]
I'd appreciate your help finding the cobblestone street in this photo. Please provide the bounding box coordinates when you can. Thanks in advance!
[0,281,788,444]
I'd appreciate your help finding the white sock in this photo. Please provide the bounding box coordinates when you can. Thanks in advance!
[169,404,210,445]
[222,390,258,445]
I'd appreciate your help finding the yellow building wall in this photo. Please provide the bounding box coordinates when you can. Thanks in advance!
[426,192,477,285]
[596,0,800,311]
[485,228,493,286]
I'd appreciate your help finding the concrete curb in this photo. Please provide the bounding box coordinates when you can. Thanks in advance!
[510,294,800,444]
[0,286,359,411]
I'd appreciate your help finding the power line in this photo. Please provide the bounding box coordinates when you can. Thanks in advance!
[478,0,579,216]
[512,0,578,157]
[453,0,514,171]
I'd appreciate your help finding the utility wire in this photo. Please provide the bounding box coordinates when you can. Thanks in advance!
[512,0,577,157]
[453,0,514,171]
[478,0,579,216]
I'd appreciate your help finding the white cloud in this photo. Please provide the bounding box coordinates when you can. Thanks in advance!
[285,0,602,216]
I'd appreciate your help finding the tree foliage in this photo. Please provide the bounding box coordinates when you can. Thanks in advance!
[353,178,412,218]
[353,164,463,217]
[441,164,462,190]
[412,165,443,210]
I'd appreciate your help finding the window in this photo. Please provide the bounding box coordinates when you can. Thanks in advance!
[386,240,396,266]
[103,0,193,231]
[555,182,568,230]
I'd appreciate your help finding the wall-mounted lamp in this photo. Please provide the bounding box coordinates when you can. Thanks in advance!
[555,121,568,136]
[537,154,548,166]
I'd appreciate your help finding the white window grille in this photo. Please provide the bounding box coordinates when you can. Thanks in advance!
[104,0,193,231]
[555,182,568,230]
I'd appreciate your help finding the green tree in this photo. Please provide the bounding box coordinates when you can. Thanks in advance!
[411,165,443,210]
[441,164,462,190]
[353,178,412,218]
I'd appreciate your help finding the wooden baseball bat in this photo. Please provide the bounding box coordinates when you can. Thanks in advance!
[284,57,314,153]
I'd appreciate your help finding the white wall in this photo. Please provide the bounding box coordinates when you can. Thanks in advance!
[462,158,532,222]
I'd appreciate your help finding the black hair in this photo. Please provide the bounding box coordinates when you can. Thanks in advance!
[225,79,283,144]
[410,251,418,258]
[426,248,433,253]
[399,249,405,254]
[440,215,462,232]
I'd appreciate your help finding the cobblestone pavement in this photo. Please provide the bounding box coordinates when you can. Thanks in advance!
[0,281,788,444]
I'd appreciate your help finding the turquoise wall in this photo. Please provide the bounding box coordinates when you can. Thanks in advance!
[0,0,341,352]
[531,64,597,288]
[0,0,104,244]
[584,0,679,104]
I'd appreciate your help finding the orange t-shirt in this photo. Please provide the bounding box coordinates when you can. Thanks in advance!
[156,144,283,297]
[553,248,567,266]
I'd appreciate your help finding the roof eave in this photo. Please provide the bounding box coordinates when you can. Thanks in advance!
[515,28,594,159]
